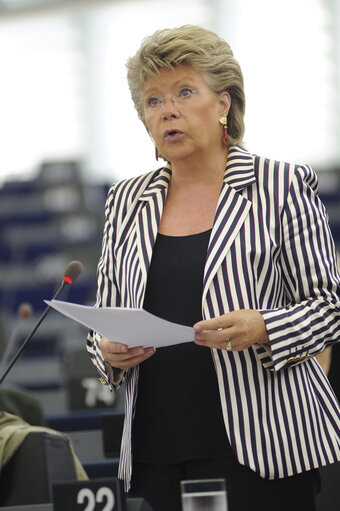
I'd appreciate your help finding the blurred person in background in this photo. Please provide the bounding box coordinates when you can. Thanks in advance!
[87,25,340,511]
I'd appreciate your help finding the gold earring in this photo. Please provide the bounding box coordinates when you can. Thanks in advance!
[219,116,228,145]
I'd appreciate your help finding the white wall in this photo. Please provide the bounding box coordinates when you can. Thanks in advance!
[0,0,338,184]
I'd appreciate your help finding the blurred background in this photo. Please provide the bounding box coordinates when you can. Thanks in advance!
[0,0,339,475]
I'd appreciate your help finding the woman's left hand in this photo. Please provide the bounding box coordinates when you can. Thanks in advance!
[193,309,269,351]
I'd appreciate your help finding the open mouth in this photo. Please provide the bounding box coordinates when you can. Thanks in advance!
[164,129,184,140]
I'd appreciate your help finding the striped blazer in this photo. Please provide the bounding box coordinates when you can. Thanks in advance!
[87,145,340,491]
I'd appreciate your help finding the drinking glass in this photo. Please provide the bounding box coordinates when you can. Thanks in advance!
[180,478,228,511]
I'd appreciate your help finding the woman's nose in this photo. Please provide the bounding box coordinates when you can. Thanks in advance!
[162,97,179,119]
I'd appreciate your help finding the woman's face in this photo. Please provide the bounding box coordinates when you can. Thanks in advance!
[143,64,231,165]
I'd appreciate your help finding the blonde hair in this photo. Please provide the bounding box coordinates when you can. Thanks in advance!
[126,25,245,145]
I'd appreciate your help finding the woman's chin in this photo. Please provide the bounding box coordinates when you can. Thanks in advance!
[160,146,195,165]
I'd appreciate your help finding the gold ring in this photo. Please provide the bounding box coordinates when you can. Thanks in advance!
[222,339,232,351]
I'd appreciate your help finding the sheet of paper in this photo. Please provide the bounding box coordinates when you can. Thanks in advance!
[45,300,194,348]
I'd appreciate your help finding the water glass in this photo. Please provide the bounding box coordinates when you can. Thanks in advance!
[180,478,228,511]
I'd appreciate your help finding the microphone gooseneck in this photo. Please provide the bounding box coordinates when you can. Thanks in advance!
[0,260,83,385]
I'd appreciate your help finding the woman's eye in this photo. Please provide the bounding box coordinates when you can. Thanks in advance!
[148,96,161,107]
[179,87,193,98]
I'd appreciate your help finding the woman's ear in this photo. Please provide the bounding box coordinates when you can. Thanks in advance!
[219,91,231,117]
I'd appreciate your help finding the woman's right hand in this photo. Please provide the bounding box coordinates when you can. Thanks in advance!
[99,337,156,369]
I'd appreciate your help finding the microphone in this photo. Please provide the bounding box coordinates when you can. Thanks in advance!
[0,260,83,385]
[18,302,33,320]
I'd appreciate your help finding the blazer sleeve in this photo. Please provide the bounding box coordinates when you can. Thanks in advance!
[258,164,340,371]
[86,185,125,389]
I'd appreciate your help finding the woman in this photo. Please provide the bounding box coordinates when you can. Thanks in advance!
[87,25,340,511]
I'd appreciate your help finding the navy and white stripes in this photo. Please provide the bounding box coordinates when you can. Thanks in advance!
[87,145,340,490]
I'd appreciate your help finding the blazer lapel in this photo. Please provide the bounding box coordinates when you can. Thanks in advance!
[134,167,171,301]
[202,146,256,304]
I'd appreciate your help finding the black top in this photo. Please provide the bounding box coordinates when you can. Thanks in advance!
[328,342,340,402]
[132,230,232,462]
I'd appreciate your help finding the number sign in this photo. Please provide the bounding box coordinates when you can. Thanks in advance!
[53,478,126,511]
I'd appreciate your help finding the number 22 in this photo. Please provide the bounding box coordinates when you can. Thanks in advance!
[77,487,115,511]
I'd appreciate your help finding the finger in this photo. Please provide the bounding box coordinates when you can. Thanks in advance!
[104,346,155,363]
[109,347,156,369]
[100,338,129,355]
[194,327,229,342]
[113,346,151,361]
[193,316,232,333]
[194,328,232,348]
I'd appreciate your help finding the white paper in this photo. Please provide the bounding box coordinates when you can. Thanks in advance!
[45,299,194,348]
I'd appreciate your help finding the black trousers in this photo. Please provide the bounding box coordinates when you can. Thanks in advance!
[130,456,320,511]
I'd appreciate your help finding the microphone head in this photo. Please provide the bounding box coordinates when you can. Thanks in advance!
[63,260,84,284]
[17,302,33,319]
